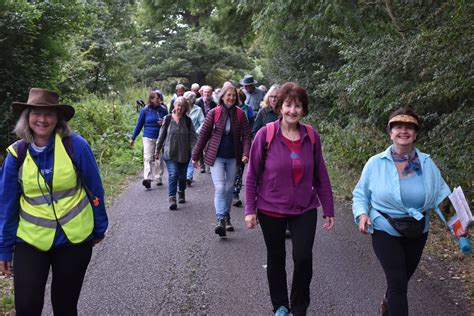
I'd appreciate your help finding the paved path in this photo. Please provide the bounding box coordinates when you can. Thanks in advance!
[43,169,470,315]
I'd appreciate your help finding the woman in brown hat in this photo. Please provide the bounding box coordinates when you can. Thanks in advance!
[0,88,108,315]
[352,107,451,315]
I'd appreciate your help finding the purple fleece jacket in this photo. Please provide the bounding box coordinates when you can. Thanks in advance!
[245,120,335,217]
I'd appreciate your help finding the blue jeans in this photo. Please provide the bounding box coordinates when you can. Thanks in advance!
[210,157,237,219]
[186,160,194,180]
[165,159,188,197]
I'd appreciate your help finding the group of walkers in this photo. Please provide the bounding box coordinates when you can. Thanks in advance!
[0,77,452,316]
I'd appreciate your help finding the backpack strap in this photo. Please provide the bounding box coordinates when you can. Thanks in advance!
[62,136,74,161]
[213,106,222,125]
[257,121,277,185]
[184,115,192,131]
[213,106,246,126]
[14,140,28,167]
[303,124,316,146]
[265,121,277,150]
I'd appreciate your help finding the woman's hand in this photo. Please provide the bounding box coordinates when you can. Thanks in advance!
[0,261,12,277]
[242,156,249,164]
[358,214,371,234]
[245,214,258,229]
[129,140,135,146]
[323,217,335,230]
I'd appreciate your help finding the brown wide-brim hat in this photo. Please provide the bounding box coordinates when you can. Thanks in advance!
[12,88,75,121]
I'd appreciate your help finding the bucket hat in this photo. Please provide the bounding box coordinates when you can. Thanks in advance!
[239,74,258,86]
[12,88,75,121]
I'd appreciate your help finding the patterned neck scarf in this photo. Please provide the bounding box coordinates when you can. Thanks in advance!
[391,148,422,176]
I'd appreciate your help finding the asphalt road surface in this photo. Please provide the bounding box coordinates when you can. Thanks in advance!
[43,168,470,315]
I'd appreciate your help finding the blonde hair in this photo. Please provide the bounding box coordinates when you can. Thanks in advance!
[13,107,71,143]
[261,84,280,108]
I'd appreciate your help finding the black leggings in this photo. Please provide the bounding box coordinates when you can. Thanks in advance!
[13,241,93,316]
[371,230,428,316]
[258,209,317,316]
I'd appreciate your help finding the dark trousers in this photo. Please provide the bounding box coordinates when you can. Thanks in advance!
[14,241,93,316]
[233,164,245,195]
[258,209,317,316]
[371,230,428,316]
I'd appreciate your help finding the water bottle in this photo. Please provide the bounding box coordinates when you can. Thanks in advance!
[458,237,472,255]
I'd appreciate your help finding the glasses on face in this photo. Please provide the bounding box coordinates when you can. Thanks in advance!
[269,95,278,99]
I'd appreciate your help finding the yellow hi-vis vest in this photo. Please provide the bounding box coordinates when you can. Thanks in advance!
[8,133,94,251]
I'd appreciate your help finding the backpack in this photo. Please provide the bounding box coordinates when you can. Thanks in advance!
[257,121,316,184]
[213,106,246,126]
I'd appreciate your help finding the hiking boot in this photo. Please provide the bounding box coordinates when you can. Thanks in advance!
[186,179,193,186]
[214,219,226,237]
[200,166,206,173]
[232,193,242,207]
[275,306,289,316]
[142,179,151,189]
[169,196,177,210]
[224,214,234,231]
[178,191,185,203]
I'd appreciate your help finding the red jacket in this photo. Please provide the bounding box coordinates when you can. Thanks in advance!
[192,104,251,167]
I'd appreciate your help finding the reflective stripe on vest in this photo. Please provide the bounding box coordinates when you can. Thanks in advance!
[12,133,94,251]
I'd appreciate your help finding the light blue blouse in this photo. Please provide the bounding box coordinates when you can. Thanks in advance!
[352,145,451,235]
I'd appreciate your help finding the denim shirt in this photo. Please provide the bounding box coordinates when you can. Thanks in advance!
[352,145,451,235]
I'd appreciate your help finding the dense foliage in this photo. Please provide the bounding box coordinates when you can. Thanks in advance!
[1,0,472,198]
[0,1,472,312]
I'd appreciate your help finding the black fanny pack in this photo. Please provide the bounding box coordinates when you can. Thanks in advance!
[380,212,426,239]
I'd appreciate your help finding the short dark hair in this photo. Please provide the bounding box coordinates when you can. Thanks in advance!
[275,82,309,116]
[387,107,421,133]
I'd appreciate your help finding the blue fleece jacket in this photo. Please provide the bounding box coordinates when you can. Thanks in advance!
[0,133,108,261]
[131,104,168,140]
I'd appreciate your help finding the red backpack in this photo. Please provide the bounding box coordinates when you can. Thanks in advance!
[213,106,246,125]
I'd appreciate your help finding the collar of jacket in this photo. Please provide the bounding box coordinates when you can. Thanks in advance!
[273,119,312,143]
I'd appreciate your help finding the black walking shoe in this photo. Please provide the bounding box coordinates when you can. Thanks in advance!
[232,193,242,207]
[224,214,234,231]
[156,178,163,186]
[215,219,226,237]
[178,191,185,203]
[186,179,193,186]
[142,179,151,189]
[169,196,177,210]
[379,296,388,316]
